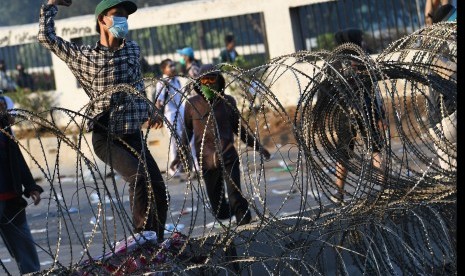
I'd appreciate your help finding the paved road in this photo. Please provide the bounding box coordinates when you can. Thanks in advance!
[0,141,438,274]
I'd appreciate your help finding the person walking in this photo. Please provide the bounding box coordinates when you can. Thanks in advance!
[38,0,168,241]
[15,64,36,92]
[1,95,43,275]
[153,59,185,177]
[177,47,200,80]
[172,65,270,225]
[219,33,239,64]
[329,29,387,204]
[176,46,201,168]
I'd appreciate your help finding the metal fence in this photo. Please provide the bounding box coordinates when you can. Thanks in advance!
[79,12,269,77]
[133,12,269,75]
[0,43,55,92]
[0,0,431,93]
[1,11,268,92]
[291,0,426,53]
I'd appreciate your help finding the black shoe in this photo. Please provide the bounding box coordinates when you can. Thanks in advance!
[236,209,252,226]
[216,201,233,220]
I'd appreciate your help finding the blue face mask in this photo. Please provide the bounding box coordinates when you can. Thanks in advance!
[106,16,128,39]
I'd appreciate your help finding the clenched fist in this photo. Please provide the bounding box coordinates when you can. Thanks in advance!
[29,190,42,205]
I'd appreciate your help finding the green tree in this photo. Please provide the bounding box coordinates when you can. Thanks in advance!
[315,33,337,51]
[4,89,57,119]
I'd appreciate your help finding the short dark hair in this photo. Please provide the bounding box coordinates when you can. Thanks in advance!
[224,33,235,45]
[95,10,109,34]
[334,29,363,47]
[160,59,173,71]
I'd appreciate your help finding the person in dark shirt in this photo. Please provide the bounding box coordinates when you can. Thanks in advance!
[0,60,17,92]
[219,33,239,64]
[15,64,36,92]
[328,29,387,204]
[0,95,43,274]
[177,47,200,79]
[172,65,270,225]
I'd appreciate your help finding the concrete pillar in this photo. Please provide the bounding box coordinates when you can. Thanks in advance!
[262,2,297,58]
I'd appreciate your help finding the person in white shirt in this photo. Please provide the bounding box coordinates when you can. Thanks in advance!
[153,59,185,177]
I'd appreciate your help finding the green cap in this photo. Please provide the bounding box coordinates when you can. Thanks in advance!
[95,0,137,19]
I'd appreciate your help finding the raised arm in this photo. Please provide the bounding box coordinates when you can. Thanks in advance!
[38,0,80,64]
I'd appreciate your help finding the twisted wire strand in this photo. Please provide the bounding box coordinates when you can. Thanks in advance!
[0,22,455,275]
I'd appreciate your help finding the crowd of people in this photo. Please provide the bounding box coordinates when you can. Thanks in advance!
[0,0,456,274]
[0,60,36,93]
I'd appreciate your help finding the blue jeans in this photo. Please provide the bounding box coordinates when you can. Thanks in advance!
[0,199,40,274]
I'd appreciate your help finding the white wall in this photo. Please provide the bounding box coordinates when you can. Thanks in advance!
[1,0,343,176]
[0,0,329,110]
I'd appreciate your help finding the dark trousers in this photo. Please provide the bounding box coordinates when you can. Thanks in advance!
[92,131,168,240]
[0,199,40,274]
[202,149,248,220]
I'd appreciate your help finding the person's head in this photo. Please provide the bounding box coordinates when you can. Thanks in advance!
[333,29,369,71]
[176,47,195,66]
[16,63,24,73]
[225,34,235,51]
[95,0,137,39]
[160,59,176,76]
[432,4,456,23]
[334,29,363,47]
[334,28,372,56]
[194,64,225,101]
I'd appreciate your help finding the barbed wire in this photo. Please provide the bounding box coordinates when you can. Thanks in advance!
[0,22,456,275]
